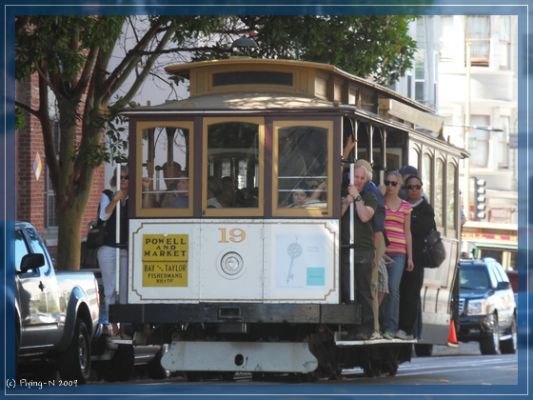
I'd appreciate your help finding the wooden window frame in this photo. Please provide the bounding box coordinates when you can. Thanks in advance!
[272,120,334,218]
[202,117,265,218]
[135,120,195,218]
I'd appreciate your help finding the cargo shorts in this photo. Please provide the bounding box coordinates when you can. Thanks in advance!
[378,257,389,294]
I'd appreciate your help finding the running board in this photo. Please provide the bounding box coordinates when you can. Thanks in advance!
[334,332,417,346]
[160,341,318,373]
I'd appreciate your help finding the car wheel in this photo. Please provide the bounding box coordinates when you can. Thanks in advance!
[479,313,500,355]
[384,359,399,376]
[103,344,134,382]
[147,349,168,380]
[500,315,517,354]
[362,359,382,377]
[58,318,91,383]
[414,344,434,357]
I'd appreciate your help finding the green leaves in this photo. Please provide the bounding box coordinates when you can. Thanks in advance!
[15,108,26,130]
[104,114,129,163]
[16,17,124,82]
[232,16,417,85]
[16,15,418,173]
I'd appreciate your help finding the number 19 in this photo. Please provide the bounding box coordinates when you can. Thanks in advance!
[218,228,246,243]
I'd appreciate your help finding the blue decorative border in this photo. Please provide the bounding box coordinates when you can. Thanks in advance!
[2,1,530,398]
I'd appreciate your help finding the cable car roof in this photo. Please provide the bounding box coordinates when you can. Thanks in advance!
[163,57,438,115]
[123,92,336,114]
[122,57,470,157]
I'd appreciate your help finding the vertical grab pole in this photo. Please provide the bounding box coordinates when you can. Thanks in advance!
[349,119,358,303]
[115,164,121,303]
[381,128,387,183]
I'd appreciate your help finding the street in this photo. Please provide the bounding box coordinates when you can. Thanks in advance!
[98,342,518,386]
[342,342,518,385]
[11,341,522,399]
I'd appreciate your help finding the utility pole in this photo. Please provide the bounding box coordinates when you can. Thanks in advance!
[464,40,471,219]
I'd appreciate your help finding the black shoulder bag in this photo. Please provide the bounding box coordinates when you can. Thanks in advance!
[86,190,113,249]
[422,228,446,268]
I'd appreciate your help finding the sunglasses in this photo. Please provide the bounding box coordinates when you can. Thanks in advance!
[407,184,422,190]
[384,180,398,187]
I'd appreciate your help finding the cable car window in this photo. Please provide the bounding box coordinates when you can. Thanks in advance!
[213,71,293,87]
[422,153,432,203]
[206,122,259,209]
[275,124,329,214]
[435,158,444,227]
[140,124,192,214]
[447,162,457,231]
[409,146,420,173]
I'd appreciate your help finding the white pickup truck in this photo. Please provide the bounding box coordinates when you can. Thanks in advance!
[14,221,100,383]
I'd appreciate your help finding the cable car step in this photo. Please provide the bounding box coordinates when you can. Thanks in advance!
[334,331,417,346]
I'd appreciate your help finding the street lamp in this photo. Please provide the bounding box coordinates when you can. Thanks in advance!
[231,36,259,57]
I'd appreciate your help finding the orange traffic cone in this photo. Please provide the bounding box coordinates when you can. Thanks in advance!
[447,320,459,347]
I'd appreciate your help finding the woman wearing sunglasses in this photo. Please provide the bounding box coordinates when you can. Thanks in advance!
[381,170,414,340]
[398,175,436,340]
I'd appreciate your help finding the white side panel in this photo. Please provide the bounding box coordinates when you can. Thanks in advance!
[127,219,338,304]
[264,220,339,303]
[199,220,263,300]
[161,341,318,373]
[128,219,201,303]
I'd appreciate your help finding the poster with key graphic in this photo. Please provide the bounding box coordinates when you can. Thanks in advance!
[275,234,326,288]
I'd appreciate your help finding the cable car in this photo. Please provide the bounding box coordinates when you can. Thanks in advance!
[111,56,467,378]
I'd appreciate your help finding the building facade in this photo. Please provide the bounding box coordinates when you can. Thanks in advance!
[394,15,518,269]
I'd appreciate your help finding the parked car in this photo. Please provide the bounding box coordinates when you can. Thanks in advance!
[505,269,519,304]
[80,235,164,382]
[457,257,517,355]
[13,222,100,382]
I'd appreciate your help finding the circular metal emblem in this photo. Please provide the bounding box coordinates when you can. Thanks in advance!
[219,251,244,278]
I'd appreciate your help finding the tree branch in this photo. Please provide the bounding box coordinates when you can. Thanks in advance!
[34,63,62,99]
[110,25,177,108]
[14,100,39,119]
[133,45,231,56]
[101,19,167,98]
[72,46,100,98]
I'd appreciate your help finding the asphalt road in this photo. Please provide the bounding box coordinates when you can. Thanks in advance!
[115,341,519,386]
[342,342,519,385]
[12,341,522,399]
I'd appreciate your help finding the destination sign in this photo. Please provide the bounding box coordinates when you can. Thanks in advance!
[142,234,189,286]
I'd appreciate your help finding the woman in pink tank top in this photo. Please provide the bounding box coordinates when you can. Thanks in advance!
[381,170,413,339]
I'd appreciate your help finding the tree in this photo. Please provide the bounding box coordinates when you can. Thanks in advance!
[15,16,224,270]
[15,15,416,270]
[192,16,417,85]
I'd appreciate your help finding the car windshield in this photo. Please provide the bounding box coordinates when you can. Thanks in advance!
[460,265,491,290]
